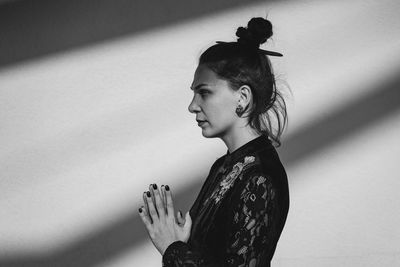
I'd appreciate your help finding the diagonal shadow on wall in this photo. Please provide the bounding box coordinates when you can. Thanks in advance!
[1,67,399,266]
[1,1,400,266]
[279,73,400,165]
[0,0,272,70]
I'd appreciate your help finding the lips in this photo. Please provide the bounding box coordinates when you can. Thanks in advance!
[196,119,207,126]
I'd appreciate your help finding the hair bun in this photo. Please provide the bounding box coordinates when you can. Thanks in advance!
[236,17,273,47]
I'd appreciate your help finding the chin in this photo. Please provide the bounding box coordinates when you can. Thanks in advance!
[201,129,218,138]
[201,127,224,139]
[201,131,213,138]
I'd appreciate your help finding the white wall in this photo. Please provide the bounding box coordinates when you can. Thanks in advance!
[1,0,399,266]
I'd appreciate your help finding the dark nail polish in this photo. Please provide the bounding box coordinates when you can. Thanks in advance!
[139,208,142,213]
[153,184,157,189]
[165,185,170,191]
[146,191,151,197]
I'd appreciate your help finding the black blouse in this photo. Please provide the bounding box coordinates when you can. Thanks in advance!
[162,135,289,267]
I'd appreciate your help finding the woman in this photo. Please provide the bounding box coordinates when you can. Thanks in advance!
[139,17,289,266]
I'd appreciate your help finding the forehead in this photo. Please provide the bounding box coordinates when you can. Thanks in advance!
[191,65,219,88]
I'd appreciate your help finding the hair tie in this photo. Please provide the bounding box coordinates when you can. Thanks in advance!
[216,41,283,57]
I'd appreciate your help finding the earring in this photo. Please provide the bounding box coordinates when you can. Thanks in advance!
[235,105,244,117]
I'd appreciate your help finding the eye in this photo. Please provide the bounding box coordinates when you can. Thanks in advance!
[199,89,210,96]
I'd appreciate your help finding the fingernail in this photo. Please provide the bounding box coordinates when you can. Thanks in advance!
[146,191,151,197]
[153,184,157,189]
[165,185,170,191]
[139,208,142,213]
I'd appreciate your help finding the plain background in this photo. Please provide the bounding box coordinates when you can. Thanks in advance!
[1,0,399,266]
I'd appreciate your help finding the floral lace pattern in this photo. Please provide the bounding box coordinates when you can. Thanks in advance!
[162,242,206,267]
[208,156,255,204]
[224,174,276,267]
[162,135,289,267]
[163,173,276,267]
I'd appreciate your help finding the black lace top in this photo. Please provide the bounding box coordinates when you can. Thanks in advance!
[162,135,289,267]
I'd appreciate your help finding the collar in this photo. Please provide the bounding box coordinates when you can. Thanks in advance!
[222,135,273,166]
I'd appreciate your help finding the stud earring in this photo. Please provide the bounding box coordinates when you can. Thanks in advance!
[235,105,244,117]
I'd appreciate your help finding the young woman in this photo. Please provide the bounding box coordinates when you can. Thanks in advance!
[139,17,289,267]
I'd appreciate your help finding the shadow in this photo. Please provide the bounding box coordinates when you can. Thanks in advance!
[0,0,269,70]
[1,0,399,265]
[1,72,399,266]
[0,179,203,267]
[279,73,400,165]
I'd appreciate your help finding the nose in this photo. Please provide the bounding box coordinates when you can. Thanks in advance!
[188,95,201,114]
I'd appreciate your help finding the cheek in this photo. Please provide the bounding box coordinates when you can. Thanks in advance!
[219,96,236,116]
[208,99,236,122]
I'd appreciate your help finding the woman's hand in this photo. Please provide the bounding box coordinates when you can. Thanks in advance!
[139,184,192,255]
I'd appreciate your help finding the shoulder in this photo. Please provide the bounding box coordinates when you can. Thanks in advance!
[235,164,275,200]
[240,147,286,183]
[254,147,287,189]
[233,149,289,203]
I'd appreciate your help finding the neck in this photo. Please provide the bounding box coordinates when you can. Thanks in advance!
[221,123,261,153]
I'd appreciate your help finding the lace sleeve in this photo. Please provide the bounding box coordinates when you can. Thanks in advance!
[162,241,219,267]
[162,175,277,267]
[223,174,276,266]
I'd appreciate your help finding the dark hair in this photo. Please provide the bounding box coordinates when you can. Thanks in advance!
[199,17,288,147]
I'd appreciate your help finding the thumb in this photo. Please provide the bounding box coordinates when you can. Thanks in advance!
[183,211,192,230]
[180,212,192,243]
[176,210,185,225]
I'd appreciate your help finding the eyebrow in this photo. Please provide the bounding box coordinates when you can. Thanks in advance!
[190,83,209,91]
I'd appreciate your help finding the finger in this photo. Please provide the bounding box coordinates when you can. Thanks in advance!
[149,184,159,217]
[161,185,167,214]
[138,206,152,230]
[151,184,166,218]
[142,192,152,224]
[165,185,175,219]
[146,190,159,223]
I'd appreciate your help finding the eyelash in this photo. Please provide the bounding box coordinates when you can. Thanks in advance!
[199,90,209,96]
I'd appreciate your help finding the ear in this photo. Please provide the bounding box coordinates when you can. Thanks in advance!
[237,85,253,108]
